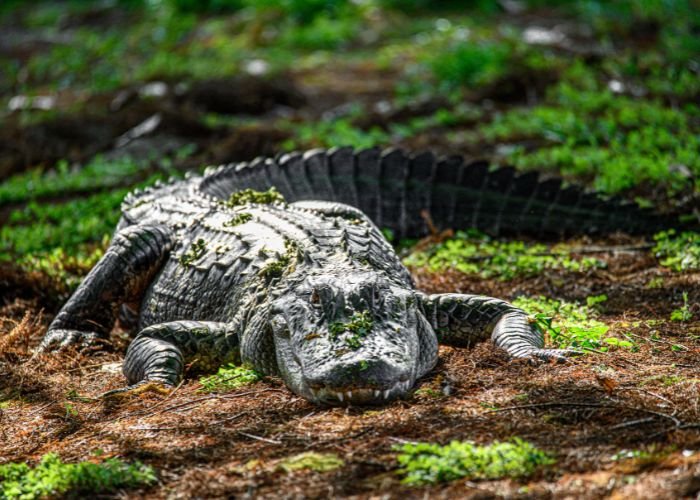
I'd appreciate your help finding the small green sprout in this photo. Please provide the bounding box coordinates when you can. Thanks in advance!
[670,292,693,322]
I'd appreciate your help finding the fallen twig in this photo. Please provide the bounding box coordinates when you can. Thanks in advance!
[238,431,281,444]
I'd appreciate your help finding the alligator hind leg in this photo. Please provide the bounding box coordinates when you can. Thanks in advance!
[38,224,173,351]
[420,293,578,362]
[114,321,240,393]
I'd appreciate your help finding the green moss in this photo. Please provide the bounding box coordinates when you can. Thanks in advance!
[258,239,298,279]
[224,212,253,227]
[179,239,207,266]
[278,452,344,473]
[329,310,373,349]
[225,187,285,207]
[0,452,156,500]
[198,363,262,393]
[395,438,554,485]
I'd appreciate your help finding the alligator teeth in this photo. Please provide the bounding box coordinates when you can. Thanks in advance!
[374,390,381,398]
[383,389,391,399]
[337,392,344,402]
[346,391,352,400]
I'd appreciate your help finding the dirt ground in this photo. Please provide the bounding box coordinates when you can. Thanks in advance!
[1,239,699,499]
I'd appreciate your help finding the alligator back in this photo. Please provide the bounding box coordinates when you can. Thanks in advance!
[193,147,676,239]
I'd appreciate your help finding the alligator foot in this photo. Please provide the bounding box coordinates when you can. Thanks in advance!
[36,329,102,353]
[100,380,174,400]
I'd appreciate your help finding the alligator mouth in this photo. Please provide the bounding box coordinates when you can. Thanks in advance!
[308,379,413,406]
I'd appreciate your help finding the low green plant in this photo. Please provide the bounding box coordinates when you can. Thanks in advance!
[428,41,510,89]
[0,190,127,259]
[395,438,554,485]
[278,12,360,50]
[403,230,604,281]
[0,452,156,499]
[512,295,627,351]
[283,116,390,150]
[670,292,693,322]
[653,230,700,272]
[199,363,262,392]
[278,452,344,473]
[0,156,148,204]
[478,78,700,194]
[17,243,106,292]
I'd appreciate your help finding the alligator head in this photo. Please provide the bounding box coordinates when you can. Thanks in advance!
[266,270,438,405]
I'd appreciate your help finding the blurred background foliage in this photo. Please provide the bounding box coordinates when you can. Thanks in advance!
[0,0,698,287]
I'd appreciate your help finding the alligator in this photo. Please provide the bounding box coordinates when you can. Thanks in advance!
[38,147,669,405]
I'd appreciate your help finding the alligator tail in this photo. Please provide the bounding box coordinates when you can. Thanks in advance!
[198,147,680,239]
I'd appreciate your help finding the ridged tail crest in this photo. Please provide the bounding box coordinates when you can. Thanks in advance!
[198,147,680,239]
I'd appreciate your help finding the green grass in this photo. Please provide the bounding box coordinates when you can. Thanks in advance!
[512,295,629,352]
[0,452,156,500]
[395,438,554,485]
[198,363,262,393]
[403,230,605,281]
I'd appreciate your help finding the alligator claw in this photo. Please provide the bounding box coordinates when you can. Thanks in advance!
[36,329,101,353]
[528,348,583,363]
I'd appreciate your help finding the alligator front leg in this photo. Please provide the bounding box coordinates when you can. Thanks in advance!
[420,293,575,362]
[120,320,240,389]
[38,224,173,351]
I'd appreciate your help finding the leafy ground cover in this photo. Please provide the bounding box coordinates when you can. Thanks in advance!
[1,0,699,498]
[0,452,156,499]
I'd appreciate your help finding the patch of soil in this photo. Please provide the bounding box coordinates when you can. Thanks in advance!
[181,75,306,115]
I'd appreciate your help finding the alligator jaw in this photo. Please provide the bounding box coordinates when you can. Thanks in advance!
[308,379,414,406]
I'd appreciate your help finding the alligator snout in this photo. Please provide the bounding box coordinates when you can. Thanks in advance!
[303,358,413,405]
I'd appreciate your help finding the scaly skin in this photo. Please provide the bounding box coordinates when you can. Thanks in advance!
[43,146,672,405]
